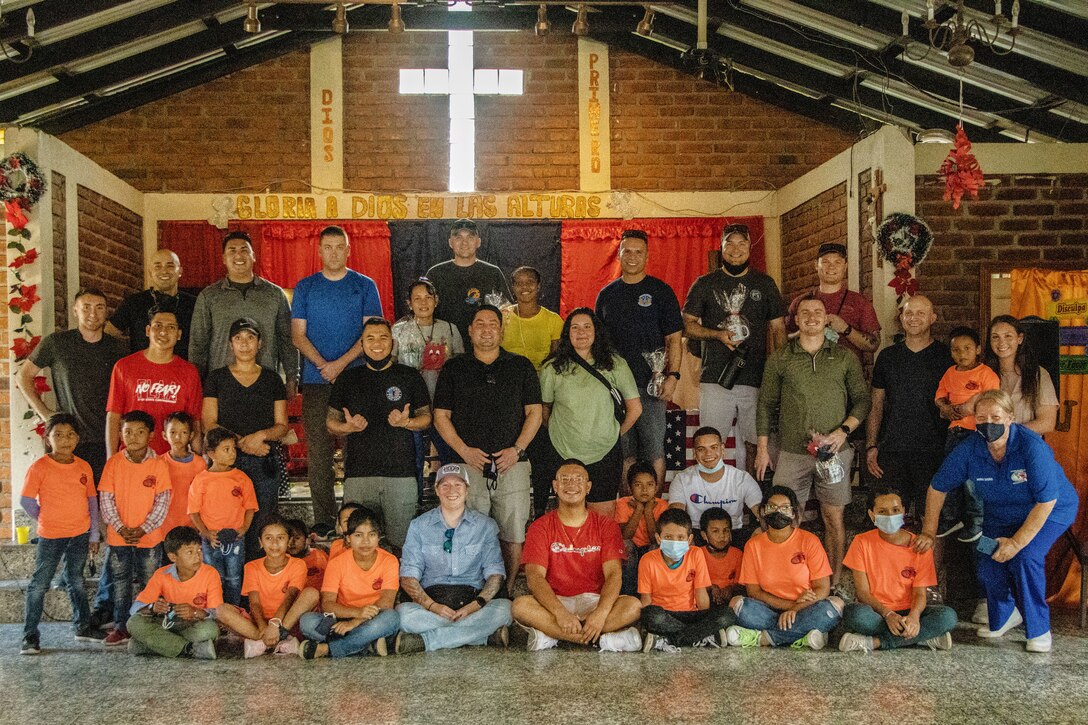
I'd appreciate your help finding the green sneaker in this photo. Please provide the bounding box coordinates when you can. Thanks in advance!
[725,625,762,648]
[790,629,826,651]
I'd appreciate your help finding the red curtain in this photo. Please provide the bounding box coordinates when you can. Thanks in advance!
[159,220,395,315]
[559,216,765,316]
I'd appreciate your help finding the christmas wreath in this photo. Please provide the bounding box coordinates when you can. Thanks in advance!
[0,152,47,208]
[875,212,933,299]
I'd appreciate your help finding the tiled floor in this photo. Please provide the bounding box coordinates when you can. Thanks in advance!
[4,616,1088,724]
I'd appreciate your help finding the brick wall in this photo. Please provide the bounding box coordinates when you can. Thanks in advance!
[780,182,848,298]
[858,168,876,376]
[0,231,8,532]
[915,173,1088,340]
[52,172,68,330]
[77,186,144,311]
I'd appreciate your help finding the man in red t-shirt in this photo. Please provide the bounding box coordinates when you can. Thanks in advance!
[106,308,203,456]
[513,460,642,652]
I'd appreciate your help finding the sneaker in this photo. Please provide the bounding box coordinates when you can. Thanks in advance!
[1025,631,1052,653]
[653,637,682,654]
[922,632,953,651]
[598,627,642,652]
[519,623,558,652]
[726,625,762,648]
[487,625,509,649]
[936,521,964,539]
[274,637,300,656]
[642,632,657,653]
[103,628,130,647]
[395,632,426,655]
[372,636,389,657]
[838,632,874,653]
[128,638,152,656]
[977,608,1023,638]
[691,632,722,648]
[299,639,319,660]
[243,639,268,659]
[190,640,217,660]
[971,599,989,625]
[75,626,106,643]
[20,635,41,655]
[790,629,826,651]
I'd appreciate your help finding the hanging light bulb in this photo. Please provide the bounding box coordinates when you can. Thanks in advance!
[571,4,589,36]
[389,1,405,33]
[332,3,349,34]
[535,4,551,36]
[636,6,654,35]
[243,2,261,33]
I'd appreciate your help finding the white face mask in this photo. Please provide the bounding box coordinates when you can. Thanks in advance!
[873,513,904,535]
[696,459,725,475]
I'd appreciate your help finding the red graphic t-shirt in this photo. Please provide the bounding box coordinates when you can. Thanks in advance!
[522,510,626,597]
[107,352,203,454]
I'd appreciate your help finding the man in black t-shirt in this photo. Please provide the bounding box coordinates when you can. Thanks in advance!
[866,295,952,519]
[327,318,432,548]
[595,229,684,487]
[107,249,196,358]
[683,224,786,474]
[425,219,512,343]
[433,305,543,584]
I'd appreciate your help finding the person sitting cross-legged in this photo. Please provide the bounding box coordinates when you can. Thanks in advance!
[512,459,643,652]
[726,486,843,650]
[839,488,958,653]
[395,463,513,654]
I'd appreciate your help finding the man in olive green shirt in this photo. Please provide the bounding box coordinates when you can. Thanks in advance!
[754,294,870,584]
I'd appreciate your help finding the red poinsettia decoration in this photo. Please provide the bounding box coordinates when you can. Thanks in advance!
[4,199,29,229]
[10,248,38,269]
[11,284,40,313]
[889,252,919,296]
[33,375,51,394]
[33,421,47,438]
[11,335,41,360]
[938,124,984,210]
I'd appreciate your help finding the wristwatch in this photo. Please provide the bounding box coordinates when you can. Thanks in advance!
[838,424,852,435]
[666,371,681,380]
[513,445,526,460]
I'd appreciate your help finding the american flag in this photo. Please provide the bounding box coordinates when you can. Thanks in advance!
[663,406,738,492]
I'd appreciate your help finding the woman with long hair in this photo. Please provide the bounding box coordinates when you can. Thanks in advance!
[983,315,1058,435]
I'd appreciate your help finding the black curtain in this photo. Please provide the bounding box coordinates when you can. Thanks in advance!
[388,220,562,319]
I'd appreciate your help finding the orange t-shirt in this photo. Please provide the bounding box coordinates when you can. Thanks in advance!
[242,556,308,620]
[936,363,1001,430]
[135,563,224,610]
[302,547,330,590]
[843,529,938,611]
[328,538,348,560]
[162,453,206,534]
[99,452,172,548]
[614,497,669,548]
[638,547,711,612]
[701,546,744,590]
[739,529,832,601]
[320,547,399,609]
[187,468,258,531]
[21,455,96,539]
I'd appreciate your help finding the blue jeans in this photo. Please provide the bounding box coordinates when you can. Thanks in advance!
[235,452,279,562]
[202,540,245,606]
[734,596,842,647]
[109,545,161,629]
[842,603,958,649]
[397,599,512,651]
[299,609,400,658]
[25,533,91,639]
[94,545,113,612]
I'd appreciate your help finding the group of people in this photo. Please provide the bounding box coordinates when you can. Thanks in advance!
[15,219,1078,658]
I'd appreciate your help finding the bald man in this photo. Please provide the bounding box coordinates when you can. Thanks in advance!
[108,249,197,359]
[865,296,953,519]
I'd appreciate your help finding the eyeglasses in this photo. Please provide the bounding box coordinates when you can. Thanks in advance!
[556,474,588,484]
[764,504,794,514]
[443,527,455,554]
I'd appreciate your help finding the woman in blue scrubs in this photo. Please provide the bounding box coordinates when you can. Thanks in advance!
[914,390,1078,653]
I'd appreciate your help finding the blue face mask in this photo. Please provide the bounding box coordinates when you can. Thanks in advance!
[873,514,904,535]
[660,539,690,561]
[696,459,725,475]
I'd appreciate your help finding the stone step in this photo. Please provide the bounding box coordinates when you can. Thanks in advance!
[0,543,107,581]
[0,578,100,624]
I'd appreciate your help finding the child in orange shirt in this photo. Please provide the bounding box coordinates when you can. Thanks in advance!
[326,501,363,561]
[699,508,744,607]
[161,412,206,543]
[298,507,400,659]
[287,517,329,591]
[127,525,222,659]
[19,413,103,654]
[935,327,1000,543]
[615,461,668,597]
[840,488,957,652]
[188,427,258,606]
[99,410,173,647]
[217,516,309,658]
[726,486,843,650]
[638,508,735,652]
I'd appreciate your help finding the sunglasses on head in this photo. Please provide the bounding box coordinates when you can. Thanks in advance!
[722,223,750,236]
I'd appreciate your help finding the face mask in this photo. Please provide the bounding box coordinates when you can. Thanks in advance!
[764,512,793,530]
[873,513,904,535]
[723,261,749,276]
[363,351,392,370]
[705,541,731,553]
[696,459,725,475]
[660,539,690,561]
[977,422,1006,443]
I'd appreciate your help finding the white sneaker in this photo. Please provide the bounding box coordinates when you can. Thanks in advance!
[1025,631,1052,653]
[520,624,558,652]
[977,608,1023,638]
[653,638,682,654]
[190,640,217,660]
[971,599,989,625]
[243,639,268,659]
[838,632,873,653]
[691,633,722,648]
[274,636,300,656]
[922,632,953,651]
[598,627,642,652]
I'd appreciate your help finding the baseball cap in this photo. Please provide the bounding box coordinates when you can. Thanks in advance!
[435,463,470,484]
[449,219,479,236]
[229,317,261,339]
[817,243,848,259]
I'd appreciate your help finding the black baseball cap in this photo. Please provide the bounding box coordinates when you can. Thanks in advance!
[229,317,261,340]
[817,243,848,259]
[449,219,479,236]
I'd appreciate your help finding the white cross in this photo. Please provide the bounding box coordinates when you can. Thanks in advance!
[399,23,524,192]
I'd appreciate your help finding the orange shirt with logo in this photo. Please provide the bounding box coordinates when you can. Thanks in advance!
[320,548,399,609]
[99,452,172,548]
[136,563,224,610]
[638,547,711,612]
[162,453,206,534]
[21,455,97,539]
[936,364,1001,431]
[242,556,308,619]
[739,528,832,601]
[701,545,744,590]
[843,529,938,611]
[302,547,330,590]
[187,468,258,531]
[614,497,669,547]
